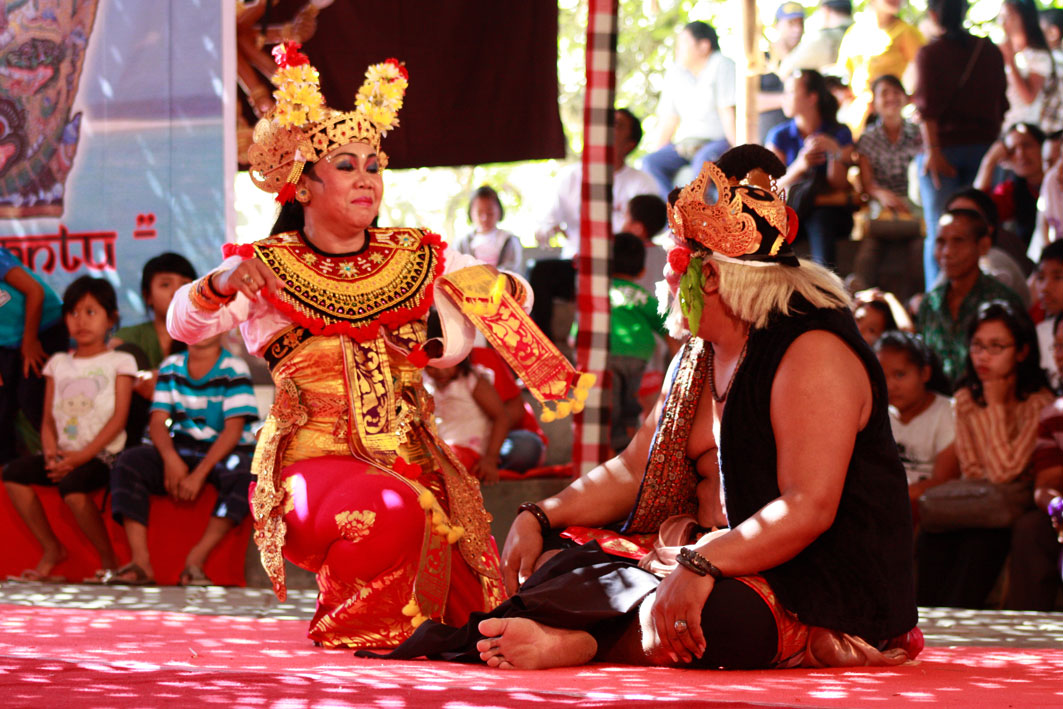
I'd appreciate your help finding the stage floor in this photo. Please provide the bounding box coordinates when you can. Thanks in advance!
[2,580,1061,708]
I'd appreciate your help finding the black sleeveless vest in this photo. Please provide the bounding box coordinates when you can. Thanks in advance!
[719,297,917,644]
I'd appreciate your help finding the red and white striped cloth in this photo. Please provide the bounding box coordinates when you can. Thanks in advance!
[574,0,618,475]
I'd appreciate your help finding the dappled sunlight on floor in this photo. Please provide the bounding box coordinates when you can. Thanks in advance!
[1,584,1062,708]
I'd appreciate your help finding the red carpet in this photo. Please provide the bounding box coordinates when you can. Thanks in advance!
[2,604,1061,707]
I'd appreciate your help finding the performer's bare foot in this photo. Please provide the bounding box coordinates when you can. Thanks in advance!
[34,546,68,578]
[476,617,597,670]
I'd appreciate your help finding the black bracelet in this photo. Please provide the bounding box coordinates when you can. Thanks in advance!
[678,547,724,580]
[517,502,552,536]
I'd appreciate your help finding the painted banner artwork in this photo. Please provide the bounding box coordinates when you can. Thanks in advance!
[0,1,230,317]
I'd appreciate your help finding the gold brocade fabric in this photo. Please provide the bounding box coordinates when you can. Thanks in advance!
[620,339,706,534]
[250,330,502,648]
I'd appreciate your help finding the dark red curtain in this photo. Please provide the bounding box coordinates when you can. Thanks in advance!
[256,1,566,168]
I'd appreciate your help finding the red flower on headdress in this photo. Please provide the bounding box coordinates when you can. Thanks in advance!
[406,343,429,368]
[385,57,409,80]
[393,456,422,480]
[668,246,692,274]
[784,206,799,244]
[272,41,309,68]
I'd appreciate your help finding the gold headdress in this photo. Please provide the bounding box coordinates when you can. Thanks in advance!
[667,160,798,264]
[247,42,408,203]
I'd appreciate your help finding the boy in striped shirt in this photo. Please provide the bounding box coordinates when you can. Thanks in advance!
[106,333,258,585]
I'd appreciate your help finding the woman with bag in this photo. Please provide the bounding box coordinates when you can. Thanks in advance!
[767,69,855,269]
[913,0,1008,289]
[917,300,1054,608]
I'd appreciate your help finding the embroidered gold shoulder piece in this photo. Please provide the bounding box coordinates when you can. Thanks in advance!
[253,228,444,341]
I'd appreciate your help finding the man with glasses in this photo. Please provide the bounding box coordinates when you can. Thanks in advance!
[917,209,1027,382]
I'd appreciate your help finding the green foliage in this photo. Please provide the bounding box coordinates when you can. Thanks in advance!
[679,256,704,334]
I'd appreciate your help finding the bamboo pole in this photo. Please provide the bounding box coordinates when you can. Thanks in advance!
[735,0,760,145]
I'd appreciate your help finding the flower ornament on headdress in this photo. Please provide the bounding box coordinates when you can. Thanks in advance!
[247,42,409,204]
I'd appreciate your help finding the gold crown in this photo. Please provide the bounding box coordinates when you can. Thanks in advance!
[248,43,407,203]
[668,161,792,260]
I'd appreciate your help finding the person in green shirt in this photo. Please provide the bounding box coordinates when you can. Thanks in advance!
[607,232,680,452]
[917,210,1027,383]
[111,253,197,445]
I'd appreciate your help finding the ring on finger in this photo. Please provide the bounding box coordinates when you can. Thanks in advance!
[674,619,688,634]
[241,273,255,286]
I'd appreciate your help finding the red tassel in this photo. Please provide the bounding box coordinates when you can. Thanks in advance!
[276,182,297,205]
[406,345,430,369]
[393,456,421,480]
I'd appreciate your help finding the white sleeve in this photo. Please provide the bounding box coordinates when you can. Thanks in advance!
[166,255,254,345]
[716,56,737,108]
[112,351,138,377]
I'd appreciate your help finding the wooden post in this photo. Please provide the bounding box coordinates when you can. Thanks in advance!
[735,0,760,145]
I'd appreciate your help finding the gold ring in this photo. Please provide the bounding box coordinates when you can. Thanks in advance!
[242,274,255,286]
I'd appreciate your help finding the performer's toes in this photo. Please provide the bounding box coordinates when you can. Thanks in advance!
[478,617,506,638]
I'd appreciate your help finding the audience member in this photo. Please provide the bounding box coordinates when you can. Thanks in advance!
[768,69,855,268]
[944,188,1032,306]
[855,298,898,345]
[913,0,1008,289]
[917,210,1026,383]
[974,122,1047,249]
[1034,240,1063,386]
[642,21,736,197]
[1032,144,1063,259]
[917,300,1053,608]
[424,355,508,486]
[0,247,66,466]
[449,185,523,274]
[2,277,135,582]
[1042,8,1063,68]
[602,232,673,453]
[622,193,670,296]
[1000,0,1055,130]
[836,0,924,136]
[531,109,657,337]
[537,109,657,256]
[106,332,257,586]
[780,0,854,76]
[875,331,957,506]
[469,347,547,474]
[111,253,197,446]
[1006,317,1063,610]
[759,2,806,142]
[857,75,922,215]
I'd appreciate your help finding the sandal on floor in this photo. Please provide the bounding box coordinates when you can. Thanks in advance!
[7,569,65,583]
[102,562,155,586]
[178,566,213,587]
[82,568,111,584]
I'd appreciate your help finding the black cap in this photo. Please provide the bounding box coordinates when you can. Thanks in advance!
[821,0,852,13]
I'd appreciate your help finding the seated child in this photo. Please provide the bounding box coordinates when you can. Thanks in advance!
[106,332,257,585]
[424,355,508,486]
[469,346,547,473]
[2,277,135,581]
[0,246,66,465]
[111,253,197,446]
[875,331,957,506]
[602,232,674,453]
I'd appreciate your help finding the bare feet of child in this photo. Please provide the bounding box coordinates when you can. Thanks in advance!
[14,546,69,582]
[476,617,597,670]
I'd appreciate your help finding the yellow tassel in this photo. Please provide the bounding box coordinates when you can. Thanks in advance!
[447,525,465,544]
[434,524,450,537]
[402,599,420,617]
[572,398,586,414]
[540,403,556,423]
[411,614,428,628]
[577,373,596,390]
[431,511,445,526]
[418,489,435,510]
[554,400,573,419]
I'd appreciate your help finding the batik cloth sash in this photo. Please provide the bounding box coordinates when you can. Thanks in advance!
[620,338,708,534]
[435,265,595,421]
